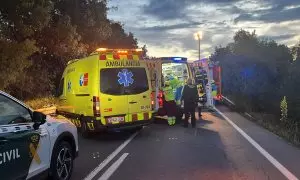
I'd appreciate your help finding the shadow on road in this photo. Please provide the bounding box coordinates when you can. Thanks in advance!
[112,121,236,180]
[79,129,139,142]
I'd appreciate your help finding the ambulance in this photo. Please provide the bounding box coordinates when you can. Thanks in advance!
[57,48,153,137]
[145,57,193,121]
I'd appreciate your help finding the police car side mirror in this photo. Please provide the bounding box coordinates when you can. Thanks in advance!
[32,111,46,130]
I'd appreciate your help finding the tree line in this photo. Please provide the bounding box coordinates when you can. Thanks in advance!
[210,30,300,144]
[0,0,140,100]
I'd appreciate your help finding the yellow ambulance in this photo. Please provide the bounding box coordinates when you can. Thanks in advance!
[57,48,153,136]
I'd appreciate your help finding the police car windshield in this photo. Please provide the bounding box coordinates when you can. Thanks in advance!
[100,68,149,95]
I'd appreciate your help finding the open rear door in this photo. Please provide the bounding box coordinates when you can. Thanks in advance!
[145,61,162,111]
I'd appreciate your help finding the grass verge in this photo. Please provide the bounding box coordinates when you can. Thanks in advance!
[222,98,300,147]
[25,97,58,109]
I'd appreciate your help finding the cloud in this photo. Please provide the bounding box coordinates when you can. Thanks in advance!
[143,0,242,20]
[234,0,300,23]
[140,21,203,31]
[143,0,188,20]
[108,0,300,60]
[260,34,298,42]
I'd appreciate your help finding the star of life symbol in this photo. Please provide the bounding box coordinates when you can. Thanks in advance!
[118,69,134,87]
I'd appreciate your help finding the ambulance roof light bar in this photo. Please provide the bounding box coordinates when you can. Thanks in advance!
[95,48,143,52]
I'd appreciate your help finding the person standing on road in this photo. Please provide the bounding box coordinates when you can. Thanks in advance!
[181,78,199,128]
[162,80,177,126]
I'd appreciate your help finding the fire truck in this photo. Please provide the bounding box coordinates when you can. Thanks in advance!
[189,58,222,107]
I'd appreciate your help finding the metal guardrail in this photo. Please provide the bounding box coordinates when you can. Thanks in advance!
[221,96,235,106]
[221,96,255,119]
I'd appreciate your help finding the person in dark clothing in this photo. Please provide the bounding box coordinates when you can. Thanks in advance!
[181,78,199,128]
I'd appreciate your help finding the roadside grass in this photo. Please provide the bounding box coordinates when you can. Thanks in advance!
[247,112,300,147]
[222,97,300,147]
[25,96,58,109]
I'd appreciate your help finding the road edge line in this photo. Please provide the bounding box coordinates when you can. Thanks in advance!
[98,153,129,180]
[215,108,298,180]
[84,132,139,180]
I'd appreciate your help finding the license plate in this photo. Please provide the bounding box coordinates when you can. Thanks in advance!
[107,117,125,124]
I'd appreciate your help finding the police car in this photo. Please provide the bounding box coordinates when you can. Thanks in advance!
[0,91,79,180]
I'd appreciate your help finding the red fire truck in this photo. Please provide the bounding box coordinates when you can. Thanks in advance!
[189,58,222,102]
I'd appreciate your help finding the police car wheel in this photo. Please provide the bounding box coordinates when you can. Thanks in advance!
[49,141,74,180]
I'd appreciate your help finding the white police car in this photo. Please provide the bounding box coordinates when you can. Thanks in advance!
[0,91,79,180]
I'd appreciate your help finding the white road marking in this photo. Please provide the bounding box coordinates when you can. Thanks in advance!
[215,108,299,180]
[84,132,139,180]
[98,153,129,180]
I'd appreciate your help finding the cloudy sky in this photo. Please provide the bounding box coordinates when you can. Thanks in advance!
[107,0,300,60]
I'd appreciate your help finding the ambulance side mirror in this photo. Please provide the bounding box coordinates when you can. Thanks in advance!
[32,111,46,130]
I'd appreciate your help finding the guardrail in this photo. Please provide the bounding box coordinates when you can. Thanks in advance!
[221,96,235,106]
[221,95,255,119]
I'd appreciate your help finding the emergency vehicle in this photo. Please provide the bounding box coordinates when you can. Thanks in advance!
[57,48,153,137]
[0,90,79,180]
[144,57,193,121]
[189,58,222,105]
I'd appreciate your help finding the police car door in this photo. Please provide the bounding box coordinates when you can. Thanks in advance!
[0,94,50,180]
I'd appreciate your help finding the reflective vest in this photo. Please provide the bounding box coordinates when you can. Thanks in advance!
[163,86,175,101]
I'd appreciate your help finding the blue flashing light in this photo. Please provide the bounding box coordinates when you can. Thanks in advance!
[173,57,183,61]
[161,57,187,62]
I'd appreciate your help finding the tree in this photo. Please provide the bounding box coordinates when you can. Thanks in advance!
[0,39,38,91]
[211,29,292,114]
[291,41,300,61]
[0,0,141,99]
[142,45,148,58]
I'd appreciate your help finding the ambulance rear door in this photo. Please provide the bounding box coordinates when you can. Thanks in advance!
[126,67,152,121]
[99,64,129,125]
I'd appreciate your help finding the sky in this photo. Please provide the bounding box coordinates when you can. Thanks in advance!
[107,0,300,60]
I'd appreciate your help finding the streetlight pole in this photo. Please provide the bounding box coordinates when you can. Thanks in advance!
[194,31,202,60]
[198,37,201,61]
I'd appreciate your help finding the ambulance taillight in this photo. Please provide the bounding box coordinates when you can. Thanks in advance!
[93,96,100,117]
[158,90,164,108]
[151,92,155,110]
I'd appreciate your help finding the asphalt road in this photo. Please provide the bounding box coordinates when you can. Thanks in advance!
[71,106,300,180]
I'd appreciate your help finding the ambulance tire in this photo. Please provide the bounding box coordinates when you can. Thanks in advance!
[80,120,91,138]
[49,141,74,180]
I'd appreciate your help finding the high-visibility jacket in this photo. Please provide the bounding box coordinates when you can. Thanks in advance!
[170,77,180,89]
[163,86,175,101]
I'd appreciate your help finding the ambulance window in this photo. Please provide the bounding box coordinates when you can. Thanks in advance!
[0,95,32,125]
[100,68,149,95]
[57,78,64,96]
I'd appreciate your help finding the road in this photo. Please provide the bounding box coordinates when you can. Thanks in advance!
[71,105,300,180]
